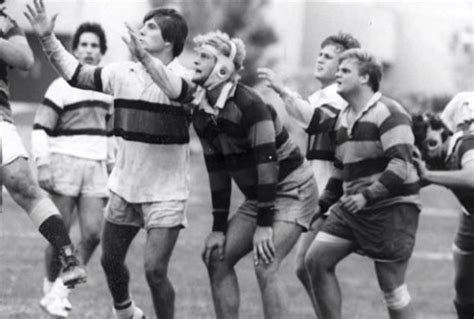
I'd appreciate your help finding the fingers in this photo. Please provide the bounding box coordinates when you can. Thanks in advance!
[340,197,357,213]
[25,4,36,19]
[253,240,275,265]
[33,0,41,13]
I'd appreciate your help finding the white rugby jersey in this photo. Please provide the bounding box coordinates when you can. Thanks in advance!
[41,34,195,203]
[32,78,114,166]
[100,61,193,203]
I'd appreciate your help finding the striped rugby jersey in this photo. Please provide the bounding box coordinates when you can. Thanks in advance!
[193,83,306,230]
[319,92,421,212]
[0,12,24,123]
[446,130,474,215]
[32,78,113,165]
[39,34,195,202]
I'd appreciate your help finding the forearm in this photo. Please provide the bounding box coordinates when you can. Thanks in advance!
[140,53,184,99]
[280,89,313,128]
[40,34,78,80]
[0,37,34,70]
[424,169,474,189]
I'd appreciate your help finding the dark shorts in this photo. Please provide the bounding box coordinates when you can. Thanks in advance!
[454,209,474,254]
[320,203,420,262]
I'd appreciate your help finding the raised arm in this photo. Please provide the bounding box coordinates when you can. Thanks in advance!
[24,0,100,91]
[0,12,34,70]
[123,23,195,101]
[257,67,314,128]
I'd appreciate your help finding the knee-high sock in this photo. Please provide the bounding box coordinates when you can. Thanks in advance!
[29,198,71,249]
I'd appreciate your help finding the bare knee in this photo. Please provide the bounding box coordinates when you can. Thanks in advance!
[295,256,308,282]
[144,260,168,285]
[304,248,333,278]
[82,226,101,248]
[255,262,280,288]
[7,173,42,208]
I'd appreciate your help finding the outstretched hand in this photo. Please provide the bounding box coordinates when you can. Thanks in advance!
[257,67,285,95]
[122,23,146,62]
[24,0,57,37]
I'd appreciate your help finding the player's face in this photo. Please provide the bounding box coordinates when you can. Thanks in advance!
[314,44,343,84]
[192,48,217,85]
[139,18,169,54]
[335,58,363,95]
[74,32,102,66]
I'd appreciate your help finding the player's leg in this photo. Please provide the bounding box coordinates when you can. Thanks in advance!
[254,221,303,319]
[295,219,323,317]
[305,233,355,319]
[100,193,140,318]
[141,199,187,319]
[77,159,108,265]
[144,226,180,319]
[1,156,86,287]
[77,197,106,266]
[452,211,474,319]
[372,204,419,319]
[453,251,474,319]
[40,194,76,316]
[205,212,255,319]
[374,259,416,319]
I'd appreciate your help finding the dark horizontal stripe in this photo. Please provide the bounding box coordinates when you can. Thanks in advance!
[380,111,411,135]
[211,189,231,210]
[113,128,189,144]
[379,170,405,193]
[253,143,277,164]
[306,150,335,161]
[67,64,82,88]
[258,183,277,202]
[115,99,188,117]
[392,182,420,197]
[334,160,343,169]
[336,122,379,144]
[218,117,247,138]
[63,100,110,112]
[204,154,227,172]
[384,144,412,162]
[343,158,389,181]
[38,126,108,137]
[278,147,304,181]
[42,98,62,114]
[114,105,189,141]
[33,123,54,133]
[94,67,103,92]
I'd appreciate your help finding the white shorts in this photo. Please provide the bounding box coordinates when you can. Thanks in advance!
[0,121,29,167]
[50,153,109,197]
[105,191,188,231]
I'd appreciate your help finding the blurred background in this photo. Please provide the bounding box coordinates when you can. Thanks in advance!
[7,0,474,113]
[1,1,473,318]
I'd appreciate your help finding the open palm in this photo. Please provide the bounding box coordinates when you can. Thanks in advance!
[24,0,57,37]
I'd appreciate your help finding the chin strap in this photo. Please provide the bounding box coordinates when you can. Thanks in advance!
[201,41,238,90]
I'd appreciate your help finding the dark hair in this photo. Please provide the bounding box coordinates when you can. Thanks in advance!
[339,48,382,92]
[72,22,107,54]
[143,7,188,57]
[321,32,361,51]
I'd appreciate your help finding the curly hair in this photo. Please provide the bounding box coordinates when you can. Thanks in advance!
[193,30,246,71]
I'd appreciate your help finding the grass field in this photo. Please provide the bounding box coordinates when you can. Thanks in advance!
[0,105,462,318]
